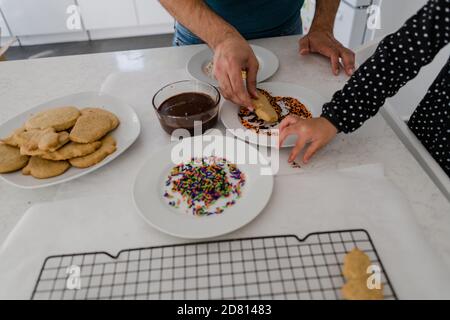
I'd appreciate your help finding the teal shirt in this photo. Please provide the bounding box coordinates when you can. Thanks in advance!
[174,0,304,45]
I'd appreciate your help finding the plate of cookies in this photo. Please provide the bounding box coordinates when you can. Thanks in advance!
[0,92,140,189]
[220,82,328,148]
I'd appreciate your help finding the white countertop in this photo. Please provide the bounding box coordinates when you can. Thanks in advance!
[1,35,449,268]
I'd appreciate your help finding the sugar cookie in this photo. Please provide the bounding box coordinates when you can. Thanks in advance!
[342,279,384,300]
[25,106,80,131]
[22,157,70,179]
[252,90,278,123]
[41,141,102,161]
[81,108,120,130]
[70,112,113,143]
[20,128,70,155]
[0,127,26,147]
[343,248,372,281]
[0,144,29,173]
[69,135,116,168]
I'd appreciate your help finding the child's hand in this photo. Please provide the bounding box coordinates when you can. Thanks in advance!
[279,116,338,163]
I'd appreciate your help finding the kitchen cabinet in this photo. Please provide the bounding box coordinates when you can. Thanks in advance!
[0,0,80,35]
[78,0,138,30]
[0,0,173,45]
[0,0,88,45]
[84,0,173,40]
[135,0,173,26]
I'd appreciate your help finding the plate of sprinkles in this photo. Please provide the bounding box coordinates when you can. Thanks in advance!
[133,135,273,239]
[220,82,329,148]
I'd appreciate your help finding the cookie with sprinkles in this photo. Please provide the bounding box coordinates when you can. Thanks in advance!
[238,88,312,135]
[163,156,246,216]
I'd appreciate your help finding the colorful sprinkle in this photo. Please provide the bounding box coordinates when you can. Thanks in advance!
[163,156,246,216]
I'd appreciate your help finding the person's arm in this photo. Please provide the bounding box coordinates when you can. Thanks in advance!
[322,0,450,133]
[159,0,258,109]
[281,0,450,163]
[160,0,235,49]
[309,0,340,32]
[299,0,355,76]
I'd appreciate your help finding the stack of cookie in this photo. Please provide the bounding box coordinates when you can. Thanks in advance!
[0,106,119,179]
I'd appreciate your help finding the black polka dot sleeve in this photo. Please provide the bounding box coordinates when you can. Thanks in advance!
[321,0,450,133]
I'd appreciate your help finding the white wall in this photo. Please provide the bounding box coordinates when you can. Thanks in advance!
[0,9,9,38]
[374,0,427,38]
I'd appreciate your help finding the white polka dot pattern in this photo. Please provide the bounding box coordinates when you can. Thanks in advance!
[321,0,450,176]
[409,60,449,176]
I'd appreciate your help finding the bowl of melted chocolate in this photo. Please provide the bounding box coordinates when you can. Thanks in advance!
[152,80,221,135]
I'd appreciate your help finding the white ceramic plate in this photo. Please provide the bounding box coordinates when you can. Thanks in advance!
[0,92,141,189]
[187,45,279,86]
[133,135,273,239]
[220,82,328,148]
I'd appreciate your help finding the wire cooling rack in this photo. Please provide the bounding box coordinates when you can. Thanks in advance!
[31,229,397,300]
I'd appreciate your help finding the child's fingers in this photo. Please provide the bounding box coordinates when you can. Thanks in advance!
[289,136,308,163]
[278,117,301,148]
[278,126,298,148]
[302,140,322,163]
[279,115,299,133]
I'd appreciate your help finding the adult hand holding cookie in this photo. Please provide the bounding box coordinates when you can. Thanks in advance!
[211,35,259,110]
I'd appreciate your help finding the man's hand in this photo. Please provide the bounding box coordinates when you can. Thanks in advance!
[279,116,338,163]
[213,35,259,110]
[299,0,355,76]
[299,30,355,76]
